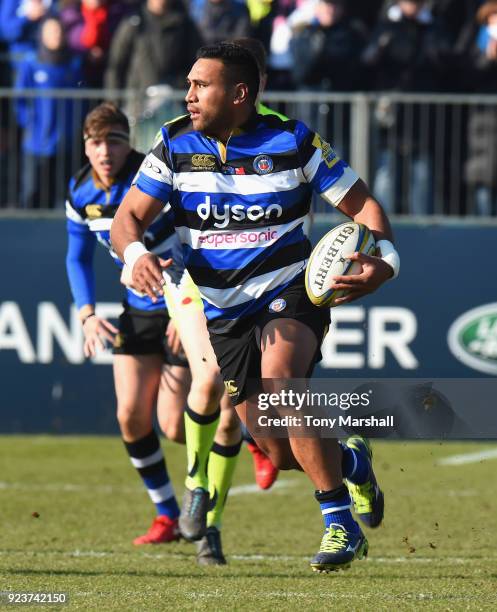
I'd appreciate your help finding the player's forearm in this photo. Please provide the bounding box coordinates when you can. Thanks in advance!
[78,304,95,322]
[111,209,144,261]
[337,180,394,242]
[111,186,166,262]
[111,195,146,262]
[65,236,96,312]
[352,197,394,243]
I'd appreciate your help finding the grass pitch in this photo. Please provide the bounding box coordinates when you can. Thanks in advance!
[1,437,496,611]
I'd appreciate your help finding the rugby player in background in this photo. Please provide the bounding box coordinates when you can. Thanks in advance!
[111,43,398,572]
[65,103,241,564]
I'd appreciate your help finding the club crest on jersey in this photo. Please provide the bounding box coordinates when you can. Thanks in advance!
[269,298,286,313]
[253,154,273,175]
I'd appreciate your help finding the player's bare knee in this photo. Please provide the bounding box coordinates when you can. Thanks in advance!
[116,403,136,428]
[160,420,185,444]
[217,411,240,437]
[189,374,224,411]
[117,403,149,438]
[160,412,185,442]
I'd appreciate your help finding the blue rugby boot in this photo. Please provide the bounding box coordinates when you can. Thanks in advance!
[310,524,368,573]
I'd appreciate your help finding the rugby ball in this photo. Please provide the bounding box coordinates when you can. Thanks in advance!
[305,222,376,307]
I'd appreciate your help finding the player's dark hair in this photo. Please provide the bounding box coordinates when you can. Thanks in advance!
[196,42,260,103]
[83,102,129,139]
[230,37,267,77]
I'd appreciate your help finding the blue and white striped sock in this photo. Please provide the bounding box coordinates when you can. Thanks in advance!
[315,485,359,532]
[124,430,179,519]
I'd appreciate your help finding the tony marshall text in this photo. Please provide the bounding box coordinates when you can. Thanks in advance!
[257,415,394,428]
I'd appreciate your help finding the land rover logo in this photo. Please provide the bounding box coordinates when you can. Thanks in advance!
[447,303,497,375]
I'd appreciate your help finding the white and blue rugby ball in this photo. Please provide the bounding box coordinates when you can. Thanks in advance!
[305,222,376,308]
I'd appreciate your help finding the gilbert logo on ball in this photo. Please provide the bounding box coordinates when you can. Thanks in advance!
[305,222,376,308]
[447,303,497,375]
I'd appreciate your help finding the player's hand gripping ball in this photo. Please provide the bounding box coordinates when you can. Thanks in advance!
[305,222,376,308]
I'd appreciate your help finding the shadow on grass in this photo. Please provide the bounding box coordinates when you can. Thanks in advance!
[0,568,307,580]
[3,568,487,584]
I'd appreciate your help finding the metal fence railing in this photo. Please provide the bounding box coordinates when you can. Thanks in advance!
[1,88,496,216]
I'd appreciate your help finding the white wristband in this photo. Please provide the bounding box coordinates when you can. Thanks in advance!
[376,239,400,279]
[123,241,150,273]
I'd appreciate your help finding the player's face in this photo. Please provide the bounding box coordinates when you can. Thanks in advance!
[185,58,236,140]
[84,125,131,183]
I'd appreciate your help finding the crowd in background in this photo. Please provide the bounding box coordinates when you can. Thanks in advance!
[2,0,496,92]
[1,0,497,213]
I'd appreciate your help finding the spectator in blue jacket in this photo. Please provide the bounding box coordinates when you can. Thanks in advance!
[16,16,83,208]
[0,0,54,69]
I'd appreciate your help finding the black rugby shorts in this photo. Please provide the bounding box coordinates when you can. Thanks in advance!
[208,273,330,405]
[113,303,188,367]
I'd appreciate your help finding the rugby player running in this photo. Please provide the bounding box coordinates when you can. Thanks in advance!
[111,43,399,572]
[231,36,381,536]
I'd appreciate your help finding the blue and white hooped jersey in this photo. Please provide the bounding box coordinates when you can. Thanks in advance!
[136,113,359,330]
[65,149,183,312]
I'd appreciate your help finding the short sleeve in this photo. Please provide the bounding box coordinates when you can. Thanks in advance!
[135,128,174,203]
[295,122,359,207]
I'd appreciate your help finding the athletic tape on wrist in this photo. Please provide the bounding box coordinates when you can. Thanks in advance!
[376,239,400,279]
[123,241,149,273]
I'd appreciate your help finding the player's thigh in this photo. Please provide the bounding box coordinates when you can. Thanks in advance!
[113,354,163,416]
[172,307,224,412]
[164,275,220,379]
[260,317,318,379]
[157,364,190,442]
[173,306,220,380]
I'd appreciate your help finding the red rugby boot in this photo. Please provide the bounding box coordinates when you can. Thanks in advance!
[133,515,180,545]
[247,443,279,490]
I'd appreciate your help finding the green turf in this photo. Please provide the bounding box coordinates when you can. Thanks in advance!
[1,437,496,611]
